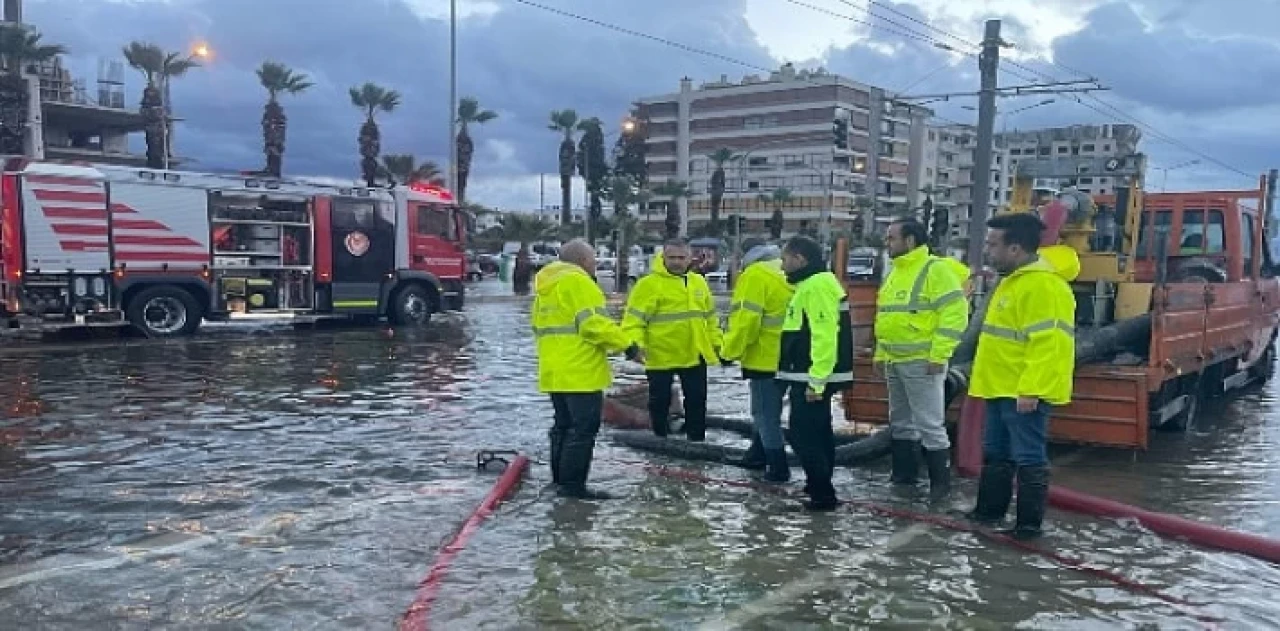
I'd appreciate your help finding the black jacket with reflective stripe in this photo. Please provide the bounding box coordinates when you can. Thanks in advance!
[776,268,855,395]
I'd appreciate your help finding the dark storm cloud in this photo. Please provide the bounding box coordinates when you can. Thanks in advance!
[26,0,774,185]
[1053,2,1280,114]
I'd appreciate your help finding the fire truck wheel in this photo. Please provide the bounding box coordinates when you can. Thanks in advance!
[127,286,203,338]
[390,283,433,326]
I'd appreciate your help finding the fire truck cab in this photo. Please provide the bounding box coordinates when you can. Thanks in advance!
[0,159,469,338]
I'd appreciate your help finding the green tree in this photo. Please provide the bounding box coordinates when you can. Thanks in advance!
[760,188,792,240]
[0,24,65,155]
[455,96,497,203]
[652,179,692,240]
[613,109,648,184]
[256,61,313,177]
[548,109,579,227]
[123,42,200,169]
[380,154,443,185]
[499,212,555,268]
[575,117,608,224]
[349,82,401,187]
[707,148,739,232]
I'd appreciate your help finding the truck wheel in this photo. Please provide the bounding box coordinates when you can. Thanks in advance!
[1250,342,1276,383]
[127,286,202,338]
[390,284,433,326]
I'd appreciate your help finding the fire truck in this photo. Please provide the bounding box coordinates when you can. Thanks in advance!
[0,159,470,338]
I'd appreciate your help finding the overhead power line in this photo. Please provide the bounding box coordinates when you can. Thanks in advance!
[787,0,1257,182]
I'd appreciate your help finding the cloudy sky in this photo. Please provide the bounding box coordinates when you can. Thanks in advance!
[27,0,1280,210]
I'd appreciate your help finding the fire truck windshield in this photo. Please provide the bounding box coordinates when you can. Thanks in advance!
[416,203,458,241]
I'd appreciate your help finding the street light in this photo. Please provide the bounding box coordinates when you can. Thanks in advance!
[1155,159,1200,193]
[582,118,637,245]
[161,42,213,170]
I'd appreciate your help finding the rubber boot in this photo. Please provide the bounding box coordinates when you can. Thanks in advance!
[890,439,920,485]
[966,459,1015,525]
[557,484,615,500]
[1001,465,1049,540]
[762,449,791,483]
[924,449,951,501]
[548,432,564,485]
[557,432,613,500]
[737,434,767,470]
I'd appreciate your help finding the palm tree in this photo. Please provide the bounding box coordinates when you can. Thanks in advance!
[0,24,65,155]
[575,117,608,222]
[123,42,201,169]
[456,96,497,203]
[607,175,646,292]
[548,109,579,227]
[652,179,693,239]
[349,82,401,187]
[380,154,444,186]
[707,148,739,232]
[499,212,555,270]
[256,61,313,177]
[759,188,793,240]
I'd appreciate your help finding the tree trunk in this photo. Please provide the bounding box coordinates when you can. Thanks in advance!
[141,84,165,169]
[456,128,474,202]
[0,73,28,155]
[664,203,680,240]
[262,99,286,177]
[710,168,726,230]
[558,139,575,226]
[358,118,381,187]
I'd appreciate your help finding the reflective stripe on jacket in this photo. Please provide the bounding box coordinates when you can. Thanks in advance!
[969,254,1078,405]
[777,269,855,393]
[874,246,969,364]
[622,254,723,370]
[532,261,633,393]
[721,258,793,378]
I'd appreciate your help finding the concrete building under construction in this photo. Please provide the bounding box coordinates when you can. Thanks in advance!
[3,0,148,166]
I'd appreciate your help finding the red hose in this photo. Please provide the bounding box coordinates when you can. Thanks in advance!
[398,454,530,631]
[644,464,1223,626]
[956,394,1280,567]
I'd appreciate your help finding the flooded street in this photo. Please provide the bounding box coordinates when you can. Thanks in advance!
[1,295,1279,629]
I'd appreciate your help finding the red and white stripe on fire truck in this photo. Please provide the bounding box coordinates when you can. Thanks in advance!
[21,170,210,271]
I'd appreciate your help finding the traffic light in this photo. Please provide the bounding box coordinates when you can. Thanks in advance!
[930,207,949,247]
[832,119,848,150]
[736,215,746,233]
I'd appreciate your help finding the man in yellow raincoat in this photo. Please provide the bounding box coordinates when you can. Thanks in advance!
[623,239,723,441]
[967,214,1077,539]
[533,240,642,500]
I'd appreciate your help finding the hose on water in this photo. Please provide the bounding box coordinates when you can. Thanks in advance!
[641,464,1223,627]
[398,452,530,631]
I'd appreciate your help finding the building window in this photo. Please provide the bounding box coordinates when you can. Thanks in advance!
[1057,146,1069,154]
[1079,177,1093,184]
[1103,144,1111,151]
[1083,144,1095,152]
[1038,147,1051,156]
[928,131,936,141]
[926,167,933,177]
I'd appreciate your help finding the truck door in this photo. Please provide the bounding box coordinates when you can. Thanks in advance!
[329,196,395,313]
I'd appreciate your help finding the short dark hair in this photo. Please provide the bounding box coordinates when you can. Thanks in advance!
[890,218,929,249]
[986,212,1045,253]
[783,235,824,267]
[663,237,690,250]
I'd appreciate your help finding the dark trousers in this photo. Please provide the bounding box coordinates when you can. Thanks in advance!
[646,362,708,440]
[784,382,838,504]
[549,392,604,489]
[982,398,1051,467]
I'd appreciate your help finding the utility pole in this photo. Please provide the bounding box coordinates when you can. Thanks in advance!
[966,19,1002,270]
[448,0,458,195]
[584,149,592,246]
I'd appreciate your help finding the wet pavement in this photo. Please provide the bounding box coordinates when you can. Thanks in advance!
[0,299,1278,629]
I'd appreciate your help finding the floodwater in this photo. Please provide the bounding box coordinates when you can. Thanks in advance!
[0,293,1278,629]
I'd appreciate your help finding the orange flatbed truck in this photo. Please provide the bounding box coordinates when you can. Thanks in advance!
[841,154,1279,450]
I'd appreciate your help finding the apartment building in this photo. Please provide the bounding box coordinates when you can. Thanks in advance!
[997,124,1142,197]
[914,123,1009,248]
[634,64,930,238]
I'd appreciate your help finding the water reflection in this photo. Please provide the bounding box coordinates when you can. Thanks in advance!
[0,304,1276,629]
